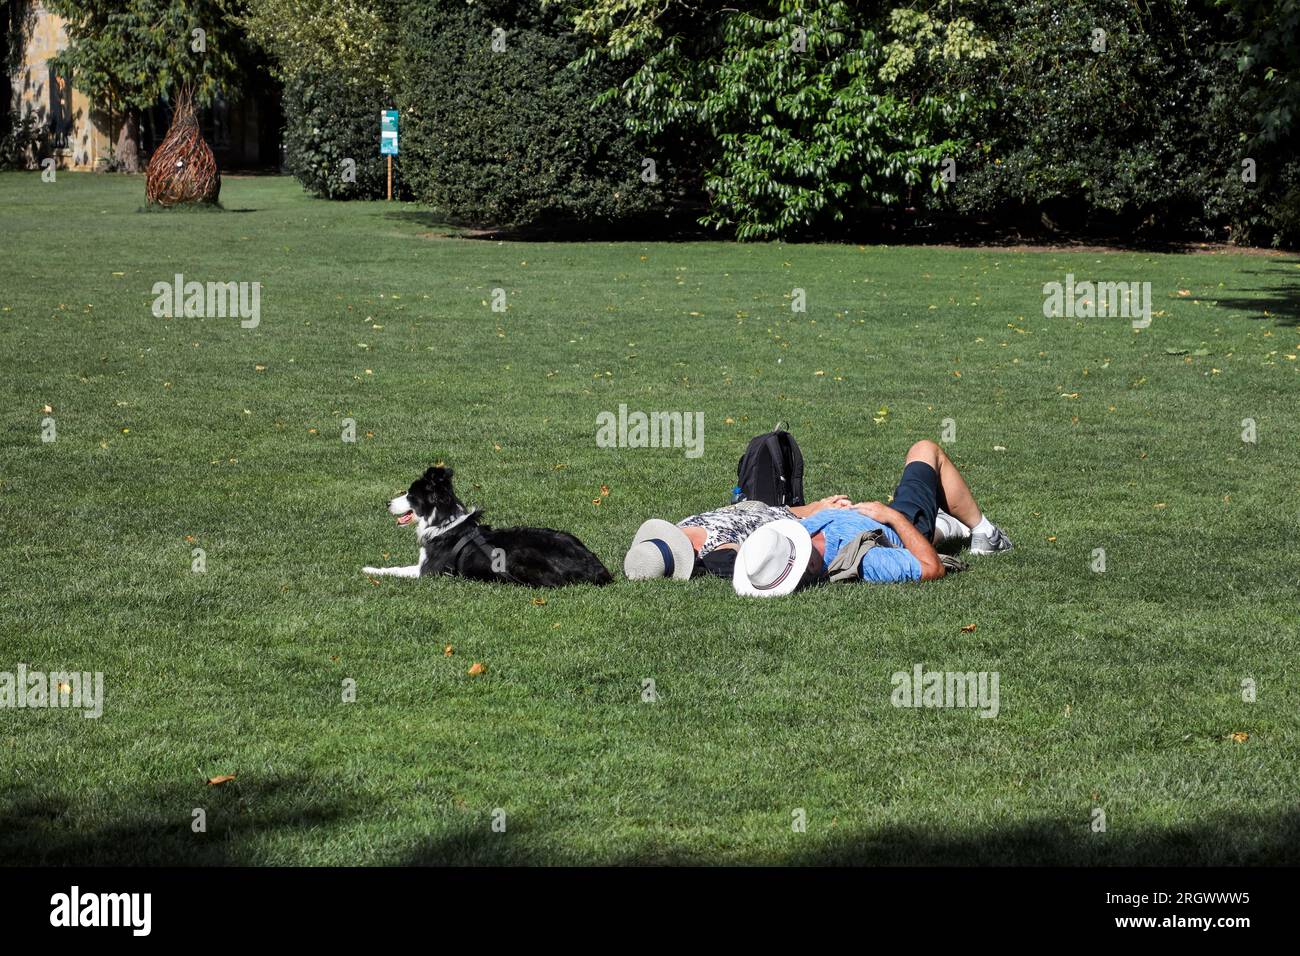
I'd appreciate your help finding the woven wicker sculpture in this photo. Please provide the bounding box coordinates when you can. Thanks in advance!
[145,87,220,207]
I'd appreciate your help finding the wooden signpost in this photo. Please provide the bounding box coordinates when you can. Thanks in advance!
[381,110,399,201]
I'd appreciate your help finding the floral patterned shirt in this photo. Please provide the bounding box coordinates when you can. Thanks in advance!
[677,502,796,557]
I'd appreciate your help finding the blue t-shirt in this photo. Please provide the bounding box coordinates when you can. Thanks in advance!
[799,511,922,584]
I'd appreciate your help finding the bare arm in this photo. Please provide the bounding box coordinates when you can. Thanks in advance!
[789,494,851,519]
[854,502,945,581]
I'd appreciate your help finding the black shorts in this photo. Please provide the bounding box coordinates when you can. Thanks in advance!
[890,461,939,541]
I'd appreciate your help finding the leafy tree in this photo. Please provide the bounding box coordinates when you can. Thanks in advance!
[1213,0,1300,245]
[1217,0,1300,147]
[239,0,395,89]
[557,0,995,239]
[46,0,245,171]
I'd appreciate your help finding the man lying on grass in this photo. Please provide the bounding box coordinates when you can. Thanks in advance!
[732,440,1013,596]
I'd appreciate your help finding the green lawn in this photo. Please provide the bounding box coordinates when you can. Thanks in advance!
[1,172,1297,865]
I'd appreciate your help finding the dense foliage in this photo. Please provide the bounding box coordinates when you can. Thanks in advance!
[558,0,1298,244]
[282,68,392,199]
[946,0,1243,236]
[569,0,994,238]
[241,0,1300,243]
[395,0,664,229]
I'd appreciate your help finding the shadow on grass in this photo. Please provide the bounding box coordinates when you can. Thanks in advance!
[397,811,1300,866]
[380,209,708,242]
[7,782,1296,865]
[378,203,1298,251]
[777,812,1300,866]
[0,775,368,866]
[1208,260,1300,327]
[135,204,259,214]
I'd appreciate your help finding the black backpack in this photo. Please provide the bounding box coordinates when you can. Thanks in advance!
[736,426,805,507]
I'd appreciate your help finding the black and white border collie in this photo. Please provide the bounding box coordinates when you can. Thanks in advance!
[362,465,612,587]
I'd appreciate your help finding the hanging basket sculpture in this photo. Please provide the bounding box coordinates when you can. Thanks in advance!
[145,86,220,207]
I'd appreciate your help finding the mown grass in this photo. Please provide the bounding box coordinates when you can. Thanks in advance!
[1,172,1297,864]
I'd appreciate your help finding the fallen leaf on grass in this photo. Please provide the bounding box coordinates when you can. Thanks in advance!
[960,623,977,633]
[467,662,487,676]
[444,645,454,656]
[41,404,52,413]
[599,484,610,497]
[207,774,236,786]
[532,597,547,606]
[1230,731,1248,743]
[368,577,381,586]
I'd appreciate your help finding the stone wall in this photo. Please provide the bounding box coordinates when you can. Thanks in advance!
[9,2,111,170]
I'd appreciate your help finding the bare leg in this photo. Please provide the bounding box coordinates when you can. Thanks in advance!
[904,440,983,528]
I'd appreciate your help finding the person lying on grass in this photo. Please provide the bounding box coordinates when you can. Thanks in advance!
[624,439,1008,583]
[732,440,1013,597]
[623,494,854,581]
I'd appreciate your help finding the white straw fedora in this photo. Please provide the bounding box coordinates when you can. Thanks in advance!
[733,519,813,598]
[623,519,695,581]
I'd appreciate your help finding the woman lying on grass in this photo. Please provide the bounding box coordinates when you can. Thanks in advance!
[623,493,854,581]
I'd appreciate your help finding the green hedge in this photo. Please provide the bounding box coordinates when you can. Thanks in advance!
[395,0,665,230]
[940,0,1289,244]
[283,70,392,200]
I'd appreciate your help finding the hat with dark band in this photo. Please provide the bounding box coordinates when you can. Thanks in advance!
[624,519,695,581]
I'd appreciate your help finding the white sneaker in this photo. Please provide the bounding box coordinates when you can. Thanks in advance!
[970,525,1014,555]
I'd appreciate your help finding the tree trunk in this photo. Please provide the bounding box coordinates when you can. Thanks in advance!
[114,108,141,173]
